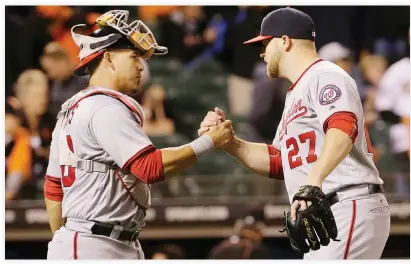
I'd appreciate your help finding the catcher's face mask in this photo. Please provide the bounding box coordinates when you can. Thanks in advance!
[71,10,168,76]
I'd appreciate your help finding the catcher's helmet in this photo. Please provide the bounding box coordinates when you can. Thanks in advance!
[71,10,168,76]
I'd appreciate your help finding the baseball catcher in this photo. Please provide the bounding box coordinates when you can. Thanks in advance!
[44,10,234,259]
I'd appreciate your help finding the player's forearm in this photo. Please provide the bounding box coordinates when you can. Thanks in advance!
[307,128,353,188]
[224,137,270,176]
[130,136,216,183]
[161,134,218,177]
[45,198,65,234]
[161,145,198,176]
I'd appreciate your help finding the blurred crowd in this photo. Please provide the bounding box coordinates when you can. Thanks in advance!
[5,6,410,201]
[149,209,300,259]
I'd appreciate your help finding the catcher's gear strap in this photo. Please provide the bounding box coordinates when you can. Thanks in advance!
[44,175,63,201]
[323,111,358,143]
[57,86,145,127]
[77,160,111,173]
[64,88,145,127]
[267,145,284,180]
[56,87,145,172]
[58,130,113,173]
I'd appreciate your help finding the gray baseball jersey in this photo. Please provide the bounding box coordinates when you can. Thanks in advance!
[46,86,152,225]
[271,60,383,203]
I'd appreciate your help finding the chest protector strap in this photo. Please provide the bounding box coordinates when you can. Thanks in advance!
[57,87,151,209]
[57,87,144,173]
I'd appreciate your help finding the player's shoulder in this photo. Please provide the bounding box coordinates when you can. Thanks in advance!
[84,94,131,116]
[306,61,357,99]
[312,60,351,79]
[307,60,355,89]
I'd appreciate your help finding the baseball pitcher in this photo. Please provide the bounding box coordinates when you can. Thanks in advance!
[199,7,390,259]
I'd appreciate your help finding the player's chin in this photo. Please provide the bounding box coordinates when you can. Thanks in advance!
[267,68,278,79]
[267,70,276,79]
[122,84,141,97]
[128,87,141,97]
[135,78,142,88]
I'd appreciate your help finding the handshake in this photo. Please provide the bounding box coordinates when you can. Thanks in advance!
[197,107,235,149]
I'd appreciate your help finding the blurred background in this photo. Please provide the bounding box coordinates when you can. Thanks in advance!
[4,5,410,259]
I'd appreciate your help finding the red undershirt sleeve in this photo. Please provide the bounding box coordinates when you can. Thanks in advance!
[267,145,284,180]
[44,175,63,201]
[128,148,165,184]
[323,111,358,143]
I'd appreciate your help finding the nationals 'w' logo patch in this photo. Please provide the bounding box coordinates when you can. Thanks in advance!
[319,85,342,105]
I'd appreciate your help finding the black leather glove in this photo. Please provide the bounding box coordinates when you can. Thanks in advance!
[282,185,339,253]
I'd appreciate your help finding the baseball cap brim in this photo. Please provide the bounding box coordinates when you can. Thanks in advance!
[243,35,273,45]
[73,50,106,76]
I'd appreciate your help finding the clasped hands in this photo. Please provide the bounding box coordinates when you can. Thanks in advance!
[198,107,235,149]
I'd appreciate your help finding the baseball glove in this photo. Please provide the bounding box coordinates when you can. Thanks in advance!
[281,185,339,254]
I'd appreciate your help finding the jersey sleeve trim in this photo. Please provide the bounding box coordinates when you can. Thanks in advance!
[323,111,358,143]
[122,144,156,171]
[267,144,284,180]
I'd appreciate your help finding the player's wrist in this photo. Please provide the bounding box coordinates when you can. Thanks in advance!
[221,136,238,154]
[188,134,214,157]
[306,178,322,189]
[306,177,322,189]
[307,166,325,189]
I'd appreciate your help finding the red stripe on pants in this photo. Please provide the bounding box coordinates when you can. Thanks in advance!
[73,231,79,259]
[344,200,357,259]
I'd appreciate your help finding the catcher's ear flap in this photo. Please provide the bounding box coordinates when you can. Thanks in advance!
[284,212,310,254]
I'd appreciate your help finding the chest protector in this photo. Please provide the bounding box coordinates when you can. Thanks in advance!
[57,87,151,209]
